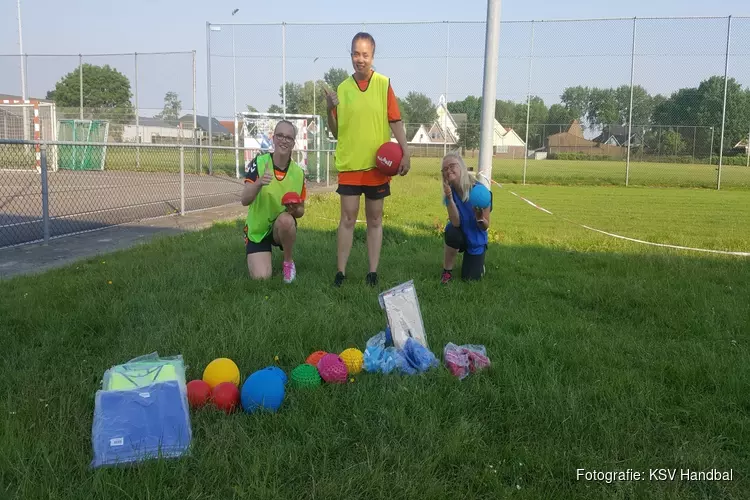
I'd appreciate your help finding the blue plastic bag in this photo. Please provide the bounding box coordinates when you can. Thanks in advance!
[403,338,439,373]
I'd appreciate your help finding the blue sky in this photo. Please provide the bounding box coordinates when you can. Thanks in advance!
[1,0,748,121]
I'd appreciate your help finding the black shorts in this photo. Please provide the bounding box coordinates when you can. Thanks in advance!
[336,182,391,200]
[444,223,486,281]
[244,217,297,255]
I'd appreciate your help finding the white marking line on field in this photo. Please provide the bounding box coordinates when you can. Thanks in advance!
[492,180,750,257]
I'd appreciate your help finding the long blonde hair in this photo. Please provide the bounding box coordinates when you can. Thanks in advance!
[442,152,474,203]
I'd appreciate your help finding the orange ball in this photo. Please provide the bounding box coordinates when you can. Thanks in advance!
[306,351,328,366]
[211,382,240,414]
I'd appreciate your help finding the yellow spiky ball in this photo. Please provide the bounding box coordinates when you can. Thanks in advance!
[339,348,364,375]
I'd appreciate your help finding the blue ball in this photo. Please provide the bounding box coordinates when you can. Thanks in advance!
[240,369,285,413]
[263,366,288,385]
[469,182,491,209]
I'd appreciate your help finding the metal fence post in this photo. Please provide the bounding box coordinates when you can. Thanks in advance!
[717,15,732,191]
[282,22,287,117]
[235,115,240,179]
[444,21,450,157]
[180,146,185,215]
[523,20,535,185]
[40,144,50,244]
[134,52,140,170]
[193,49,199,174]
[79,54,83,120]
[746,126,750,168]
[626,17,637,186]
[206,22,214,175]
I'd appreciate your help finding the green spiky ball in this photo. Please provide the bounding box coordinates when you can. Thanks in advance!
[291,364,322,388]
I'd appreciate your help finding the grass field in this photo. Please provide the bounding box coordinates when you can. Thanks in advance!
[1,164,749,499]
[6,143,745,189]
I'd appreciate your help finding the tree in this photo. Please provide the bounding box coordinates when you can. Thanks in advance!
[268,104,283,113]
[560,86,591,122]
[614,85,654,126]
[662,130,687,155]
[47,63,134,127]
[448,96,482,150]
[399,92,437,139]
[652,76,750,154]
[246,105,258,113]
[278,82,304,114]
[154,91,181,125]
[587,88,619,128]
[324,68,349,90]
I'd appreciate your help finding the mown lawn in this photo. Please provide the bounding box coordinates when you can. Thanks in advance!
[1,164,749,499]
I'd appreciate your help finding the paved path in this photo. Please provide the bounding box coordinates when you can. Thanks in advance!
[0,185,336,280]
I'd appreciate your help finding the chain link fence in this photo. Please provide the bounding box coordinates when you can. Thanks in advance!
[0,51,198,146]
[1,140,328,248]
[207,17,750,189]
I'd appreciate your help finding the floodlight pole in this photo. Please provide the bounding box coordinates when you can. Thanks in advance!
[232,9,239,179]
[313,56,320,183]
[477,0,502,188]
[18,0,29,143]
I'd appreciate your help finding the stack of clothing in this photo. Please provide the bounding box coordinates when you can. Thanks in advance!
[90,352,192,468]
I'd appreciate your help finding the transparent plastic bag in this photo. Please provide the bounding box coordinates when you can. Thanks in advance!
[102,352,186,394]
[443,343,490,380]
[91,381,192,468]
[92,352,192,468]
[403,338,439,373]
[378,281,428,350]
[443,343,471,380]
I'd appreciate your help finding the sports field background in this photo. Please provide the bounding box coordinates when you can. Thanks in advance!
[1,162,748,498]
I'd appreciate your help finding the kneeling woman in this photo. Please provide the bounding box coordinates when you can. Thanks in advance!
[440,153,491,283]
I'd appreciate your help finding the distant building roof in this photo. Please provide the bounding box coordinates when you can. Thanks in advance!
[129,116,179,128]
[219,120,236,135]
[178,114,230,135]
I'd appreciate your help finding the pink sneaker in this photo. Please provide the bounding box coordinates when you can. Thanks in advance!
[282,261,296,283]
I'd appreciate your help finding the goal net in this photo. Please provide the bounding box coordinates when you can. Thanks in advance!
[57,119,110,171]
[0,100,58,171]
[239,112,322,177]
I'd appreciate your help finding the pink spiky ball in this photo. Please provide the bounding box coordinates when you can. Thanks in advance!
[316,353,348,384]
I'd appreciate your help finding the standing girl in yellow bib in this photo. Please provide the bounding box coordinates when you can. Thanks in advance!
[325,32,410,287]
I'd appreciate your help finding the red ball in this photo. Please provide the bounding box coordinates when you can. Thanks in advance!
[186,379,212,408]
[211,382,240,414]
[375,142,403,176]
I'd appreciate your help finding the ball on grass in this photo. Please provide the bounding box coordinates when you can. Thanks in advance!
[186,379,212,408]
[339,348,364,375]
[263,366,288,385]
[202,358,240,389]
[211,382,240,414]
[291,364,322,388]
[317,353,348,384]
[305,351,328,366]
[241,369,285,413]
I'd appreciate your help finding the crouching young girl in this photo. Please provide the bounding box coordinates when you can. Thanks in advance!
[440,153,491,283]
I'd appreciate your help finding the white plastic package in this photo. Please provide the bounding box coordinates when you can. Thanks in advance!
[378,280,428,350]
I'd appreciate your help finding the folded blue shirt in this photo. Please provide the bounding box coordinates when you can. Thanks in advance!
[91,381,191,468]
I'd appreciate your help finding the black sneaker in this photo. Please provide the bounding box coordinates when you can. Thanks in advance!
[365,272,378,287]
[333,272,346,287]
